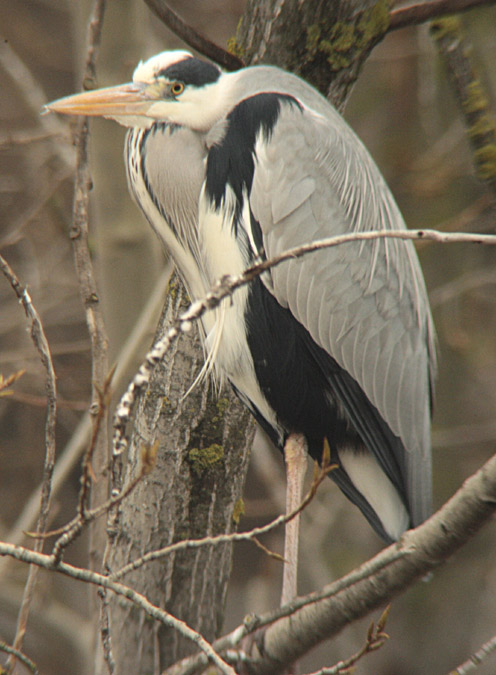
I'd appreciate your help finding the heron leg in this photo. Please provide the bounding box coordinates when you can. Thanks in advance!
[281,432,307,607]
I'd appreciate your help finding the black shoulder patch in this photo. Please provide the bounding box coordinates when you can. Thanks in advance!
[205,93,302,212]
[159,57,221,86]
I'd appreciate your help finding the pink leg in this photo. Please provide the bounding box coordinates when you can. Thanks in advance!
[281,433,307,607]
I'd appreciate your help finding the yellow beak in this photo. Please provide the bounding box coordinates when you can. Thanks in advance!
[45,83,153,118]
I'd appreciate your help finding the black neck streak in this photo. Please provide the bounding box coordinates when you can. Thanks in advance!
[205,93,302,225]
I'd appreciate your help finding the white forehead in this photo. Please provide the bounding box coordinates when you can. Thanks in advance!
[133,50,193,83]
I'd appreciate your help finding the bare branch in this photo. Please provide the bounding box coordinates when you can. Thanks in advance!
[304,606,390,674]
[143,0,244,70]
[0,369,25,397]
[0,254,57,665]
[431,16,496,195]
[99,589,116,674]
[0,641,39,675]
[165,447,496,675]
[0,542,236,675]
[390,0,496,32]
[69,0,109,580]
[79,369,114,521]
[449,633,496,674]
[0,264,173,579]
[49,445,156,565]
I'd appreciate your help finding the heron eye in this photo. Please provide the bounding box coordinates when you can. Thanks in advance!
[171,82,185,96]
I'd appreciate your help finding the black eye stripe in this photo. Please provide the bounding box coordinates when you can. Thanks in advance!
[158,57,221,87]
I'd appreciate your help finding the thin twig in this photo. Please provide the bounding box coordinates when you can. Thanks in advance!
[112,458,333,580]
[167,545,407,675]
[0,641,39,675]
[0,41,74,168]
[390,0,496,31]
[0,370,25,396]
[112,227,496,460]
[68,4,110,671]
[166,443,496,675]
[48,444,157,565]
[2,446,496,675]
[99,587,116,674]
[305,606,390,675]
[70,0,109,583]
[0,254,57,667]
[0,542,236,675]
[0,165,74,250]
[0,263,173,580]
[79,369,114,521]
[143,0,244,70]
[449,633,496,674]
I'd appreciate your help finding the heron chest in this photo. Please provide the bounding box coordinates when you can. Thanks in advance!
[127,128,277,426]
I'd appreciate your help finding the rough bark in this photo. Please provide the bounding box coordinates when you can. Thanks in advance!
[98,280,254,673]
[234,0,390,107]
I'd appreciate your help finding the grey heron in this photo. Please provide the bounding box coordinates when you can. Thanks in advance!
[47,50,436,599]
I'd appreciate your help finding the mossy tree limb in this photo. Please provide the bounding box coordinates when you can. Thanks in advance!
[431,15,496,195]
[233,0,390,109]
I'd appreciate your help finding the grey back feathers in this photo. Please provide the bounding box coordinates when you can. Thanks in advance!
[125,56,436,541]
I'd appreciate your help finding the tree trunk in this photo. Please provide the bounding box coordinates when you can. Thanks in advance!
[96,280,254,674]
[235,0,389,108]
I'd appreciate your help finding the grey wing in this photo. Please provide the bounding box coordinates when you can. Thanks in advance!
[249,101,436,526]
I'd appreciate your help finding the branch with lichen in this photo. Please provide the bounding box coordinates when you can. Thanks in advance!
[390,0,496,31]
[431,15,496,195]
[143,0,244,70]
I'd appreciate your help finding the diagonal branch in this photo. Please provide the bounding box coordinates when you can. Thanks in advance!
[2,442,495,675]
[390,0,496,31]
[0,263,174,579]
[304,606,390,674]
[0,542,236,675]
[143,0,244,70]
[165,447,496,675]
[0,641,38,675]
[449,632,496,674]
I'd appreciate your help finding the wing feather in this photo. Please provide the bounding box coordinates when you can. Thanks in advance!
[249,99,435,524]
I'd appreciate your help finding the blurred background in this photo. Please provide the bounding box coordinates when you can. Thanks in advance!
[1,1,496,673]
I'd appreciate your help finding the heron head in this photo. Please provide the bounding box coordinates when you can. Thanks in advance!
[45,50,228,132]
